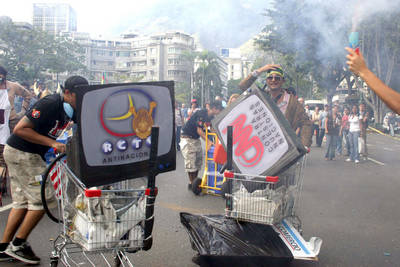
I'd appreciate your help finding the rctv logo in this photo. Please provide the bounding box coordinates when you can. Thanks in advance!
[222,114,264,167]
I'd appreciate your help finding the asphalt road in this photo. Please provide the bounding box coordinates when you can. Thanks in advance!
[1,132,399,267]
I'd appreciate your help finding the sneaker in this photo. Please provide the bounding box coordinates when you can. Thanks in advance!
[0,250,14,262]
[5,241,40,264]
[187,183,192,190]
[355,160,360,163]
[345,158,352,162]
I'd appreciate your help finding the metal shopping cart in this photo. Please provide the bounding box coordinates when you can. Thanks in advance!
[41,128,160,267]
[224,155,307,228]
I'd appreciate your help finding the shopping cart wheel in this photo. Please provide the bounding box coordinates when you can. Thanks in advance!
[220,181,228,199]
[50,257,59,267]
[41,153,66,223]
[192,178,202,195]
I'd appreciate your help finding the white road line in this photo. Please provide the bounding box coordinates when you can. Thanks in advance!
[367,157,385,166]
[0,203,13,213]
[383,147,395,152]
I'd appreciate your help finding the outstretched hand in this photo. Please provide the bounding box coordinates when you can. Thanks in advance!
[345,47,368,76]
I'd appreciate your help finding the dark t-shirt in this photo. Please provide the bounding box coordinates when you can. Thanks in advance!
[181,109,211,139]
[326,112,341,136]
[7,94,71,159]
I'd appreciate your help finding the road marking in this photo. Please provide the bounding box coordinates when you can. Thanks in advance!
[369,126,400,141]
[383,147,394,152]
[158,201,217,214]
[0,203,13,213]
[367,157,385,166]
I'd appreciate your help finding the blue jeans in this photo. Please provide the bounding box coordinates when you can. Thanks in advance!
[348,131,360,161]
[336,133,343,154]
[176,126,182,150]
[343,129,351,155]
[325,134,338,159]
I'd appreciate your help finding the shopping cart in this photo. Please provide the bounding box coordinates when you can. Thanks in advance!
[222,125,307,229]
[41,128,160,267]
[224,155,307,227]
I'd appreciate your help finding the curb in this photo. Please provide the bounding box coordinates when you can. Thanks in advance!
[368,126,400,141]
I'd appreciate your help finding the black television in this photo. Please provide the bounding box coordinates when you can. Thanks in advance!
[66,81,176,187]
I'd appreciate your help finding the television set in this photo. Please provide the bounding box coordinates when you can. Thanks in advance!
[212,88,306,177]
[66,81,175,187]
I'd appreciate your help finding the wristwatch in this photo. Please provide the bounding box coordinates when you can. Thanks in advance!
[251,70,259,78]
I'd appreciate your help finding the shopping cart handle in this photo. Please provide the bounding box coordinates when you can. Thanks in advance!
[266,176,279,183]
[219,163,228,174]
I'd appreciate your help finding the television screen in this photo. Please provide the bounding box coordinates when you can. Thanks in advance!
[67,81,175,187]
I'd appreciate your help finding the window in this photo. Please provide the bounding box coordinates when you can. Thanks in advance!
[139,50,146,56]
[150,48,156,55]
[109,51,113,56]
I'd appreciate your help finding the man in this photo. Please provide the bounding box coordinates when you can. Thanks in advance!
[239,64,312,148]
[298,97,304,106]
[180,101,223,191]
[0,66,34,133]
[346,47,400,114]
[187,99,200,121]
[325,106,341,160]
[317,104,329,147]
[175,102,184,151]
[359,103,369,159]
[0,76,88,264]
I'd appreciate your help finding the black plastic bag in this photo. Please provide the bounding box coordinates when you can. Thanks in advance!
[180,213,293,266]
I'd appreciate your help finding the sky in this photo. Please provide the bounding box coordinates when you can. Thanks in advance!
[0,0,269,50]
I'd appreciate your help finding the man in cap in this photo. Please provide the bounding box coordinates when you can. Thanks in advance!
[180,101,223,194]
[0,76,88,264]
[187,99,200,121]
[239,64,312,147]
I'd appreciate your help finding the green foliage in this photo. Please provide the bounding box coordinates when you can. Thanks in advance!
[227,79,242,96]
[256,0,352,102]
[193,50,222,106]
[0,20,86,84]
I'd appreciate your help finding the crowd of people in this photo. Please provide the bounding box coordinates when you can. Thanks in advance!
[304,101,369,163]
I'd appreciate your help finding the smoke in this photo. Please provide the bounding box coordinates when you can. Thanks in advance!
[264,0,400,64]
[112,0,269,50]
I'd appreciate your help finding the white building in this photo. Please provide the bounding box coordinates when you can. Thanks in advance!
[33,3,77,34]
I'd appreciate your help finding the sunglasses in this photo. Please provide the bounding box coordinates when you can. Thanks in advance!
[266,76,282,81]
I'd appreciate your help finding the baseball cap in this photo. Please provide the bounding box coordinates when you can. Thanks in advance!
[63,76,88,92]
[191,99,197,103]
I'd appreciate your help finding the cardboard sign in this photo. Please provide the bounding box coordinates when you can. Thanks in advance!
[273,219,322,260]
[212,88,306,177]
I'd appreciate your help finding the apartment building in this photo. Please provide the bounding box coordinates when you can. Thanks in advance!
[33,3,77,34]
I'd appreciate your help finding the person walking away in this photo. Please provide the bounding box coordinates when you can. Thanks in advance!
[317,104,329,147]
[346,105,361,163]
[0,76,88,264]
[325,106,341,160]
[340,107,351,156]
[359,103,369,160]
[180,101,223,190]
[181,103,189,123]
[311,106,321,146]
[335,105,343,156]
[175,102,184,151]
[388,112,396,136]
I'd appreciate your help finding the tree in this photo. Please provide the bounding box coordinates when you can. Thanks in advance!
[256,0,352,103]
[193,50,222,107]
[0,19,86,84]
[357,11,400,123]
[227,79,242,96]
